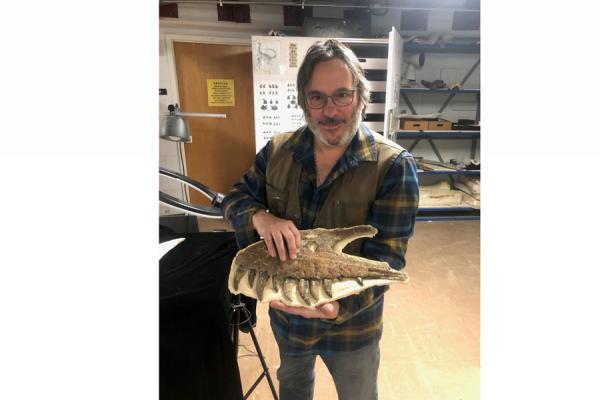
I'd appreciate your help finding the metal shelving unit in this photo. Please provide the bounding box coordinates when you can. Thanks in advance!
[348,39,481,221]
[395,42,481,221]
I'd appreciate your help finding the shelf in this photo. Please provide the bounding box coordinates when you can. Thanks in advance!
[401,87,480,94]
[395,130,480,139]
[418,170,480,176]
[349,42,480,58]
[418,207,477,212]
[404,42,480,53]
[416,207,480,221]
[417,215,480,221]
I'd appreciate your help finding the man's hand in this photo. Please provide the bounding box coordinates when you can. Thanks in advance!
[252,210,302,261]
[270,300,339,319]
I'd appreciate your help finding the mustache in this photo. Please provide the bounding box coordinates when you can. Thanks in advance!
[318,116,345,125]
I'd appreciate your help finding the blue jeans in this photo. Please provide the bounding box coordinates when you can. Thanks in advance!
[276,341,380,400]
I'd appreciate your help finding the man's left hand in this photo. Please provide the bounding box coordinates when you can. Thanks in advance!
[270,300,339,319]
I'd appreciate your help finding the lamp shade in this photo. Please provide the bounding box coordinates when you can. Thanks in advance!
[402,51,426,85]
[159,103,226,143]
[406,51,425,68]
[160,114,191,143]
[160,104,192,143]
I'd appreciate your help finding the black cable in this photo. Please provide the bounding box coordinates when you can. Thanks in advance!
[230,302,253,328]
[177,142,189,203]
[238,344,258,358]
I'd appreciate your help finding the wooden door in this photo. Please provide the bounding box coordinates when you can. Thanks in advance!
[173,41,255,206]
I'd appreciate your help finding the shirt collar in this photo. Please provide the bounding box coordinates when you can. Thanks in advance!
[283,123,378,166]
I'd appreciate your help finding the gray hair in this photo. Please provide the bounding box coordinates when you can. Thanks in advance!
[297,39,371,119]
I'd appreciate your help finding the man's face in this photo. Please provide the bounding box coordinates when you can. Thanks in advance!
[304,59,362,148]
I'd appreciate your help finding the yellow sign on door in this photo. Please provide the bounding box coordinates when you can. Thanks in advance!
[207,79,235,107]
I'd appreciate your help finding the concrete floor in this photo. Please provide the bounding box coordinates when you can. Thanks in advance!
[235,220,480,400]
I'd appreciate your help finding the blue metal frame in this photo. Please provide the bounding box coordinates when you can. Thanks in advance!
[416,207,480,221]
[395,131,480,139]
[404,43,480,53]
[401,87,480,94]
[418,170,480,176]
[416,215,480,221]
[418,207,477,212]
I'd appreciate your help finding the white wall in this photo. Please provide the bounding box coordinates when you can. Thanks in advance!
[158,3,480,215]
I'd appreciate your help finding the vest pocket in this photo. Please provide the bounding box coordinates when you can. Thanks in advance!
[266,182,289,218]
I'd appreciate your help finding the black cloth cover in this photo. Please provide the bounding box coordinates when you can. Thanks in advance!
[160,229,243,400]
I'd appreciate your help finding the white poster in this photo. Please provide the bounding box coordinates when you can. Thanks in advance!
[252,37,313,152]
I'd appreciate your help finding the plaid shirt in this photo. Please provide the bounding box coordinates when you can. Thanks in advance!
[222,124,419,355]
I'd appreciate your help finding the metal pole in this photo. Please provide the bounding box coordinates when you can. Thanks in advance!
[160,0,481,13]
[401,92,418,115]
[437,58,480,114]
[427,138,445,163]
[408,139,420,152]
[470,138,478,160]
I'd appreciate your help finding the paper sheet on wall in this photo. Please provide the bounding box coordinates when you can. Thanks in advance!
[207,79,235,107]
[253,40,283,75]
[253,37,313,153]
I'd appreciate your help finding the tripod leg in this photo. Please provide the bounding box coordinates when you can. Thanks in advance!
[231,295,241,357]
[247,324,279,400]
[232,298,279,400]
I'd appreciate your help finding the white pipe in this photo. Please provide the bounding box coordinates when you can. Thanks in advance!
[160,112,227,118]
[178,112,227,118]
[159,0,480,13]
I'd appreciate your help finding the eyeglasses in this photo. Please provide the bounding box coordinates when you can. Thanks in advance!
[305,89,356,109]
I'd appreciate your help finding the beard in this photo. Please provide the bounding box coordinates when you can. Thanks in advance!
[307,105,363,148]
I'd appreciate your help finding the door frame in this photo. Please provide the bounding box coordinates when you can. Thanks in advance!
[163,34,251,200]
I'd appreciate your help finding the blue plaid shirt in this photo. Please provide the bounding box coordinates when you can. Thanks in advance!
[222,124,419,355]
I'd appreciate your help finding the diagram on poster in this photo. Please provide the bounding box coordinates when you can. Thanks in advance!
[254,40,282,75]
[252,36,316,152]
[281,81,305,130]
[254,79,306,152]
[255,81,283,151]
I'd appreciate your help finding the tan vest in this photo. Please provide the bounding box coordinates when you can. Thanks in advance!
[265,128,404,255]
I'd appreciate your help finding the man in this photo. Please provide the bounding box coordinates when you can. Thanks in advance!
[222,39,419,400]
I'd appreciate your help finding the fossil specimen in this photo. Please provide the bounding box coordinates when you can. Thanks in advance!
[228,225,409,307]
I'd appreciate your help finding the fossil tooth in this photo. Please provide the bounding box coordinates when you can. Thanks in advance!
[297,279,312,305]
[228,225,410,307]
[309,280,321,300]
[247,269,257,288]
[322,278,333,298]
[272,275,282,292]
[282,278,295,302]
[232,266,247,291]
[256,271,270,301]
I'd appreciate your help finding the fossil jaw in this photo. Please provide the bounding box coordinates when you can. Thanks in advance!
[228,225,409,307]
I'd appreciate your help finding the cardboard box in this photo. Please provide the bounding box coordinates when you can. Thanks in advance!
[427,119,453,130]
[400,119,429,130]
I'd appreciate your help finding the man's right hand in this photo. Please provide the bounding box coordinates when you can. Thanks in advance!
[252,210,301,262]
